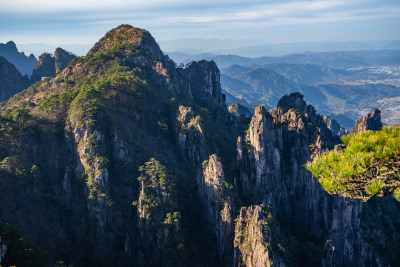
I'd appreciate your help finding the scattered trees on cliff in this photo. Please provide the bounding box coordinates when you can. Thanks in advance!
[306,126,400,201]
[133,158,175,216]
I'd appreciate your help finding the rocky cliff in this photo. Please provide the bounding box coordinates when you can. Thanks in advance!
[30,53,56,82]
[55,48,76,73]
[322,114,349,136]
[0,25,398,267]
[180,60,225,106]
[234,205,285,267]
[236,92,395,266]
[352,108,383,134]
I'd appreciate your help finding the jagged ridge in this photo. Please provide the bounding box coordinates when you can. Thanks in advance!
[0,25,399,267]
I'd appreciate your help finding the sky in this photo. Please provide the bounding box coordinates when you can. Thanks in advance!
[0,0,399,48]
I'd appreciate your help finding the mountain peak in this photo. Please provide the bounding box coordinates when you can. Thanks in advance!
[277,92,316,116]
[87,24,157,57]
[54,47,76,72]
[5,41,17,51]
[0,56,31,101]
[0,41,18,54]
[55,47,73,55]
[0,41,37,76]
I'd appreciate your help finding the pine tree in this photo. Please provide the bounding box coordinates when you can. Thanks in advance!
[306,126,400,201]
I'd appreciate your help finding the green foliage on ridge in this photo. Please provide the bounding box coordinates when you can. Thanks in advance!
[134,158,175,215]
[306,126,400,201]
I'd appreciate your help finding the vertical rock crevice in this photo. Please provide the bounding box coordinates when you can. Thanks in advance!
[237,93,384,266]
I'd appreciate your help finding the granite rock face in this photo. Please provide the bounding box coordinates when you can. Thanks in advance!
[180,60,226,106]
[54,48,76,73]
[234,205,284,267]
[175,104,234,265]
[236,93,385,266]
[277,92,316,117]
[322,115,349,136]
[31,53,56,82]
[200,155,234,265]
[352,108,383,134]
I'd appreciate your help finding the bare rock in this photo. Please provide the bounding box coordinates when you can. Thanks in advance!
[352,108,382,134]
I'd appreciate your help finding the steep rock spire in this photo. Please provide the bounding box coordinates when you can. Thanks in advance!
[54,48,76,73]
[277,92,316,117]
[31,53,56,82]
[352,108,382,134]
[180,60,226,106]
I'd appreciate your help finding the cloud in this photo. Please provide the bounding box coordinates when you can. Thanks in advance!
[0,0,379,14]
[0,0,398,44]
[148,0,400,26]
[0,0,264,14]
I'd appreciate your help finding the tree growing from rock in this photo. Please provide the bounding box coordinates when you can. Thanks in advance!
[306,126,400,201]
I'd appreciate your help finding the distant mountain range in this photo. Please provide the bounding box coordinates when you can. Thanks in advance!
[168,49,400,69]
[221,68,302,110]
[14,39,400,59]
[0,56,31,101]
[220,64,400,127]
[0,41,36,76]
[212,40,400,58]
[0,42,76,102]
[161,39,400,58]
[16,43,91,58]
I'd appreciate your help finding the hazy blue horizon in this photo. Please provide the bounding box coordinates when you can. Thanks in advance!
[8,39,400,60]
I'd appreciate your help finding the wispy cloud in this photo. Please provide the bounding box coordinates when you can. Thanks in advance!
[0,0,265,13]
[0,0,399,44]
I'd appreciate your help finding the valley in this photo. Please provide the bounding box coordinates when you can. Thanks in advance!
[218,63,400,127]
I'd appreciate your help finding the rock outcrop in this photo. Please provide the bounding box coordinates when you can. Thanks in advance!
[54,48,76,73]
[176,105,208,166]
[199,155,234,265]
[66,123,110,233]
[234,205,284,267]
[228,103,252,118]
[132,158,183,266]
[352,108,383,134]
[180,60,226,106]
[277,92,316,117]
[237,92,384,266]
[31,49,76,82]
[322,115,349,136]
[175,104,234,265]
[31,53,56,82]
